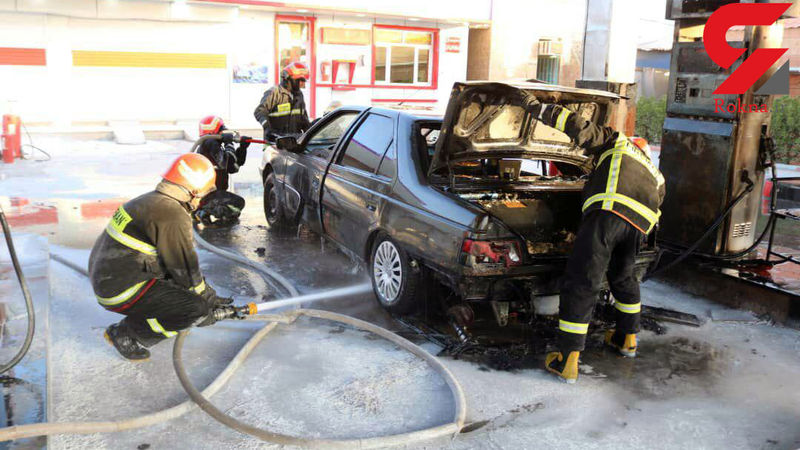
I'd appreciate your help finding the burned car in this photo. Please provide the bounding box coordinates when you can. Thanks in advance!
[259,81,658,322]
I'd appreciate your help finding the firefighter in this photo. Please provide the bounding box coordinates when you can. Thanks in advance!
[194,116,248,225]
[196,115,250,193]
[89,153,232,361]
[525,97,666,384]
[253,61,311,142]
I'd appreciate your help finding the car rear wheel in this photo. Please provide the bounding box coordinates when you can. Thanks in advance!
[370,234,421,314]
[263,173,295,232]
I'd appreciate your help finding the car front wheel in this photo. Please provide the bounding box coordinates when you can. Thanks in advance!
[370,234,421,314]
[263,173,295,232]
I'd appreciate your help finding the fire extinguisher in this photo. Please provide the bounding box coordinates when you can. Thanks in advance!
[2,115,21,164]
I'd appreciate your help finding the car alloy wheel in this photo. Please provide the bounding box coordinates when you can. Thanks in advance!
[373,240,402,303]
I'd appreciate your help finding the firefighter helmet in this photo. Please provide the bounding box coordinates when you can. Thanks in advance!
[280,62,309,84]
[199,115,224,136]
[630,136,652,159]
[163,153,217,197]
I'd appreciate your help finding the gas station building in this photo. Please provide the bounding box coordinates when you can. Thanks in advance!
[0,0,591,135]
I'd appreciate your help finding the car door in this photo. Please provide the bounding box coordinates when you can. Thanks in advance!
[282,110,361,233]
[321,111,396,256]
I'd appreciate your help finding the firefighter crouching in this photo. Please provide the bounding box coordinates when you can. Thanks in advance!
[194,115,249,226]
[525,96,666,384]
[253,61,311,143]
[89,153,232,361]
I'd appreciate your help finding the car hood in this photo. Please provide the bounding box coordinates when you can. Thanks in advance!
[428,81,621,175]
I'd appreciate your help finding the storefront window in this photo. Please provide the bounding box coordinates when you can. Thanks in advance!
[276,19,311,112]
[277,22,309,70]
[374,29,402,44]
[417,48,429,84]
[390,46,415,84]
[374,27,434,85]
[375,47,387,81]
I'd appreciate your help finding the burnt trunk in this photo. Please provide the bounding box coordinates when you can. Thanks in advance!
[455,186,584,256]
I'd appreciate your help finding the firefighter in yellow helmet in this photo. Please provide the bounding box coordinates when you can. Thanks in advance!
[523,96,665,384]
[88,153,231,361]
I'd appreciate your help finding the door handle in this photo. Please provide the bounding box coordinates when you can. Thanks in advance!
[366,204,377,212]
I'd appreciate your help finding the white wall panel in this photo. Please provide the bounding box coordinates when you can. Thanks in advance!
[16,0,97,18]
[69,67,228,121]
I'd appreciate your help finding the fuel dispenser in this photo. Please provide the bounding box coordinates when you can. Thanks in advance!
[658,0,798,256]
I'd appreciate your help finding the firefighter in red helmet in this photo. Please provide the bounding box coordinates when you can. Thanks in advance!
[196,115,251,193]
[194,115,249,226]
[253,61,311,142]
[88,154,232,361]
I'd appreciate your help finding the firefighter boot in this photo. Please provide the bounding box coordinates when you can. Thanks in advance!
[104,323,150,361]
[545,351,580,384]
[604,329,637,357]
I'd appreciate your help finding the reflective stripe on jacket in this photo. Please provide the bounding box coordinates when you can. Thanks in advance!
[542,104,666,234]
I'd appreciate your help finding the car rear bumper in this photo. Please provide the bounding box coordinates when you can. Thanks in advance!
[454,250,658,301]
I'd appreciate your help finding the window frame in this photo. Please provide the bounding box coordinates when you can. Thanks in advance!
[371,24,439,88]
[301,110,361,159]
[335,112,396,176]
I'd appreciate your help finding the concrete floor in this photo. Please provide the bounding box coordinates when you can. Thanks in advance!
[1,138,799,449]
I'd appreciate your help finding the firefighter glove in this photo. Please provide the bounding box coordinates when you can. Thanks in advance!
[225,150,240,174]
[238,136,252,152]
[220,131,236,144]
[519,91,542,117]
[200,282,233,307]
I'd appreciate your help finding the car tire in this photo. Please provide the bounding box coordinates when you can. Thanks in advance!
[370,234,422,315]
[263,173,296,232]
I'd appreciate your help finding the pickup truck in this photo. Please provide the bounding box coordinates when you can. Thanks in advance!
[259,81,658,323]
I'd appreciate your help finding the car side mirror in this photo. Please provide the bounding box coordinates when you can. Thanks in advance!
[276,136,300,153]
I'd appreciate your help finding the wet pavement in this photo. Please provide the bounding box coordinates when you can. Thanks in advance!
[0,138,799,449]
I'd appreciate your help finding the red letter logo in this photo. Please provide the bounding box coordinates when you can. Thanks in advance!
[704,3,790,95]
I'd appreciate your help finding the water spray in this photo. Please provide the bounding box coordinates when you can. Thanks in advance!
[212,283,374,320]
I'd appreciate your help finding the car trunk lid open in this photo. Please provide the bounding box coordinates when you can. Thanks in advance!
[428,81,622,176]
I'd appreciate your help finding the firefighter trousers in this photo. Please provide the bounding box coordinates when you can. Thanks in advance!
[115,280,210,347]
[558,210,642,352]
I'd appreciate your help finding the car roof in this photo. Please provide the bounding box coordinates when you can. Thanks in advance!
[357,106,443,121]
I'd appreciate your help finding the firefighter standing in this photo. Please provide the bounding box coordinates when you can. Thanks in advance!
[89,153,231,361]
[526,98,666,384]
[253,61,311,142]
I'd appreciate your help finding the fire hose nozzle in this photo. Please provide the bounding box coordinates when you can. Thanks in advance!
[213,303,257,321]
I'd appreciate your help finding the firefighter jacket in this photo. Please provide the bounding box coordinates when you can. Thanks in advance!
[539,104,666,234]
[88,181,209,312]
[197,137,248,191]
[253,84,310,137]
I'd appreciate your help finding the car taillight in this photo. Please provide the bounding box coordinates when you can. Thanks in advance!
[461,239,522,267]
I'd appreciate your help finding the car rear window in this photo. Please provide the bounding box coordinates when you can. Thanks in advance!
[339,113,394,173]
